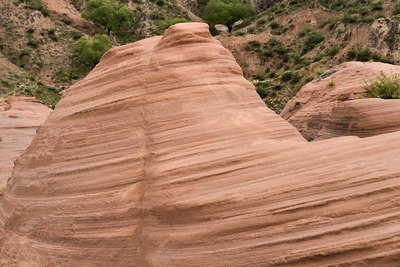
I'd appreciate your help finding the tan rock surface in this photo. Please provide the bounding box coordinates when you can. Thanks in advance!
[1,23,400,266]
[281,61,400,140]
[0,97,51,190]
[317,98,400,140]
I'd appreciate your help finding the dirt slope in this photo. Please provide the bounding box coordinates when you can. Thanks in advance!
[1,23,400,266]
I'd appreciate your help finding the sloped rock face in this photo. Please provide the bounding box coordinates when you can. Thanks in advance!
[317,99,400,140]
[281,61,400,140]
[1,24,400,266]
[370,16,400,60]
[0,97,51,190]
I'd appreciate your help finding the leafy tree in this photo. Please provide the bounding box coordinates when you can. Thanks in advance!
[203,0,255,32]
[83,0,134,35]
[73,34,112,73]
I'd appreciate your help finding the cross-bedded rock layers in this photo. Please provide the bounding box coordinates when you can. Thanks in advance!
[1,23,400,266]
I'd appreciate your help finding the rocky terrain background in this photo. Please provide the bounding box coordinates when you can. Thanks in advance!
[2,0,400,112]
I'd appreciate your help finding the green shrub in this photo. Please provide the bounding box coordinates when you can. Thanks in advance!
[270,21,280,29]
[61,16,72,25]
[23,0,49,16]
[159,18,190,30]
[73,34,112,73]
[325,45,340,56]
[1,80,10,87]
[47,28,58,41]
[27,39,38,48]
[71,31,84,40]
[346,46,393,63]
[302,30,324,54]
[281,71,301,83]
[364,72,400,99]
[26,27,35,34]
[393,1,400,15]
[244,40,261,50]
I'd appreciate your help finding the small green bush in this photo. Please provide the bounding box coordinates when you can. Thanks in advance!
[393,1,400,15]
[47,28,58,41]
[281,71,301,83]
[61,16,72,25]
[26,27,35,34]
[73,34,112,73]
[364,72,400,99]
[159,18,190,30]
[302,30,325,54]
[23,0,49,16]
[27,39,38,48]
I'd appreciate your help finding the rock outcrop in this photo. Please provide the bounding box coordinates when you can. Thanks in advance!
[317,98,400,140]
[0,97,51,191]
[1,23,400,266]
[281,61,400,140]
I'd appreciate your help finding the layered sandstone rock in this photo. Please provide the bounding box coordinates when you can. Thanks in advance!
[1,23,400,266]
[0,97,51,190]
[317,98,400,140]
[281,61,400,140]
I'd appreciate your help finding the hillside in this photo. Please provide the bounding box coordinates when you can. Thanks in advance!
[219,0,400,111]
[2,0,400,112]
[0,0,191,107]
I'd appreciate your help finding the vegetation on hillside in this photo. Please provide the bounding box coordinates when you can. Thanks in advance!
[364,72,400,99]
[3,0,400,112]
[203,0,255,31]
[83,0,135,35]
[222,0,400,112]
[73,34,112,74]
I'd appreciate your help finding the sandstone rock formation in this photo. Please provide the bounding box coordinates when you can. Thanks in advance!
[0,97,51,191]
[281,61,400,140]
[1,23,400,266]
[317,98,400,140]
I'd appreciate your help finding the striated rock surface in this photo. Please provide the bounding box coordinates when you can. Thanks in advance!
[317,98,400,140]
[0,97,51,190]
[281,61,400,140]
[1,23,400,266]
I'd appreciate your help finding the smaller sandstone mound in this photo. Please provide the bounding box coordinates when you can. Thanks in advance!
[317,99,400,140]
[0,97,51,190]
[281,61,400,140]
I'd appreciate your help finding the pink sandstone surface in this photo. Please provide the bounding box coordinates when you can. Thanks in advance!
[281,61,400,140]
[1,23,400,266]
[317,98,400,140]
[0,97,51,191]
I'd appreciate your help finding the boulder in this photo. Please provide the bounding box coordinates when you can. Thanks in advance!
[214,24,229,33]
[281,61,400,140]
